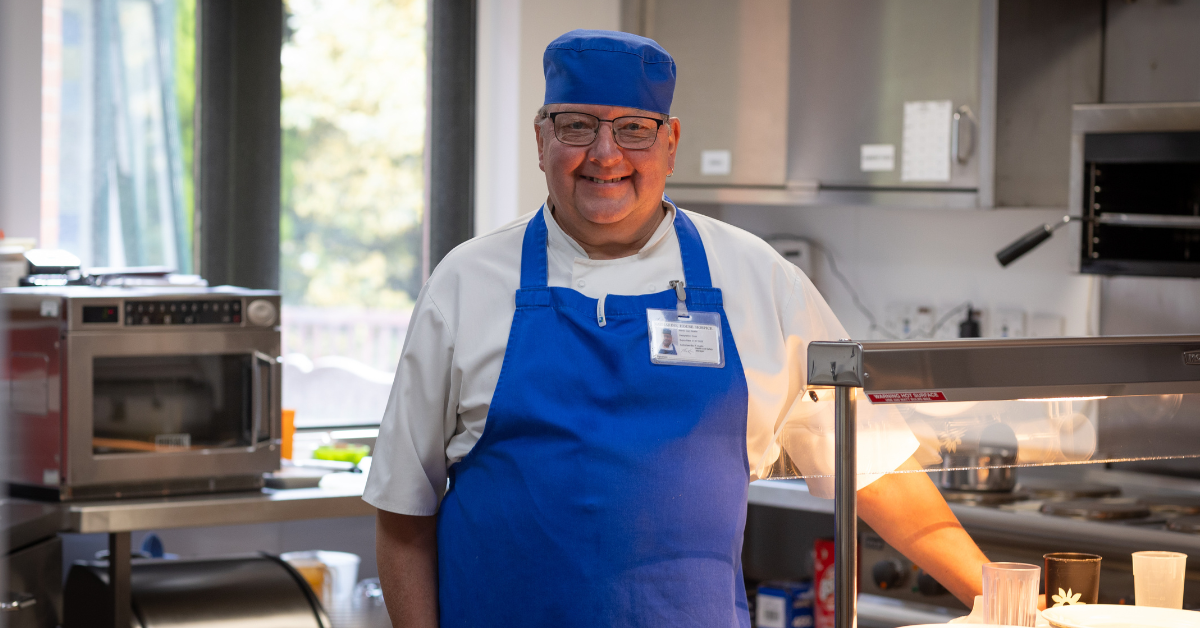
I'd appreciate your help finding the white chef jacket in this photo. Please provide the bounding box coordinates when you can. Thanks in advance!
[363,200,919,516]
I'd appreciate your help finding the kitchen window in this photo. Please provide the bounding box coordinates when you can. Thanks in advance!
[43,0,196,270]
[278,0,427,429]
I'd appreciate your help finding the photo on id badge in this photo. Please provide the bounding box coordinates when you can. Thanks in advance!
[646,308,725,368]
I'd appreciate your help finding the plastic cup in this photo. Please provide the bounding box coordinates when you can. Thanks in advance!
[1133,550,1187,609]
[982,562,1041,627]
[281,550,361,608]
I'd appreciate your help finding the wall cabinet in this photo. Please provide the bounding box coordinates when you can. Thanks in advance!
[624,0,1108,209]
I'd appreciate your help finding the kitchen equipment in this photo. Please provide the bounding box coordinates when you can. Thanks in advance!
[997,103,1200,271]
[4,285,281,500]
[1169,516,1200,534]
[2,499,64,628]
[1042,603,1200,628]
[1133,551,1187,609]
[939,448,1018,492]
[1039,500,1152,522]
[1022,481,1120,501]
[19,249,85,287]
[982,562,1040,627]
[1044,553,1102,607]
[63,554,327,628]
[1140,495,1200,515]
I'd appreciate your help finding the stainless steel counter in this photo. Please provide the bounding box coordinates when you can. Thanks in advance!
[53,485,375,627]
[65,486,375,534]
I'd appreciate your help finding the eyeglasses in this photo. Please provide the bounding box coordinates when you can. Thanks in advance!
[547,112,668,150]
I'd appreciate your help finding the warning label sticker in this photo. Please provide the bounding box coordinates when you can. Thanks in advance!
[867,391,947,404]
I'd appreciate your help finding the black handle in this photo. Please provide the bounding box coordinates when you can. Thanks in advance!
[996,224,1054,267]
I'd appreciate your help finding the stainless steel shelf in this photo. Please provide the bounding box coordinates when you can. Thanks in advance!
[66,486,375,534]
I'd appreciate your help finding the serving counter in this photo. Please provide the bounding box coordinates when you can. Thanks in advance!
[801,335,1200,627]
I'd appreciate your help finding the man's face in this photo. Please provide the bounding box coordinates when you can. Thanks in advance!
[661,332,672,347]
[535,103,681,226]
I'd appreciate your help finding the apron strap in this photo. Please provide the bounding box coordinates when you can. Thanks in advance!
[519,201,714,290]
[670,202,713,289]
[520,208,551,289]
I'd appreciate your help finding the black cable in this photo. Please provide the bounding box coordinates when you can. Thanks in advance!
[761,233,971,341]
[925,301,972,338]
[761,233,898,339]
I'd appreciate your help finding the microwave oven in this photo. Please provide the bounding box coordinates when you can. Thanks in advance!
[3,286,281,500]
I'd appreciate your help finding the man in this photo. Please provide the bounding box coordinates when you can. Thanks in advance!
[658,328,678,355]
[366,29,990,627]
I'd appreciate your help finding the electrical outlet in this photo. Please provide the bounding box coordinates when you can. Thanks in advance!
[882,303,915,339]
[991,308,1027,338]
[883,303,936,339]
[913,306,935,338]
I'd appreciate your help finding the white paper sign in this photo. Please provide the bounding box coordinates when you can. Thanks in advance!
[700,149,732,176]
[901,100,952,182]
[860,144,895,172]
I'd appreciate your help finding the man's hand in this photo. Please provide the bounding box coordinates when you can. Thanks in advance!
[857,456,989,608]
[376,510,439,628]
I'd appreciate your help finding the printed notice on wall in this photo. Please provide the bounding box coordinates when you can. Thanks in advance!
[860,144,895,172]
[901,100,952,182]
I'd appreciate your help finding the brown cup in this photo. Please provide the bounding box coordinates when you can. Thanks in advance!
[1044,552,1102,607]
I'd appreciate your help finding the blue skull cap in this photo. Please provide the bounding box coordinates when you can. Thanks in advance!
[543,29,676,115]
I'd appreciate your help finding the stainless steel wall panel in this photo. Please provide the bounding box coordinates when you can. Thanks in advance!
[644,0,791,187]
[787,0,983,191]
[1104,0,1200,104]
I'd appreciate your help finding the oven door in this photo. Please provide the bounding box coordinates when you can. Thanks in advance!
[64,329,280,489]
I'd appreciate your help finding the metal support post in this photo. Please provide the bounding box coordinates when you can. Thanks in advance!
[834,386,857,628]
[805,340,865,628]
[109,531,131,628]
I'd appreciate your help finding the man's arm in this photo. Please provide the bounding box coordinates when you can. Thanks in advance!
[377,510,439,628]
[857,456,989,608]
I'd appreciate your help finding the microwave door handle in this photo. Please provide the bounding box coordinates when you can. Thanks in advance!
[270,355,281,446]
[252,352,273,447]
[251,354,262,447]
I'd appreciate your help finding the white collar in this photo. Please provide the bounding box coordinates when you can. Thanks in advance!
[542,196,678,262]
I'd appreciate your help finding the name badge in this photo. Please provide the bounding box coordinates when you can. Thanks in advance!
[647,309,725,368]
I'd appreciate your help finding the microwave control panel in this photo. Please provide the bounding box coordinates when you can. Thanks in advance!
[118,299,243,326]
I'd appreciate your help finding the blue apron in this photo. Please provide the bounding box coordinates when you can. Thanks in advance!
[437,208,751,627]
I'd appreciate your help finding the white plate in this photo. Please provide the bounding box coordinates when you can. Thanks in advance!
[1042,604,1200,628]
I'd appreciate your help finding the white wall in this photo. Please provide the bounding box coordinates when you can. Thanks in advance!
[0,0,44,241]
[710,203,1098,339]
[474,0,620,235]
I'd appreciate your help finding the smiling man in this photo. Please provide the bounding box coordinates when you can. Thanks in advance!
[366,29,990,628]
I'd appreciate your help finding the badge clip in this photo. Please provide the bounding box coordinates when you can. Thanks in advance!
[669,280,689,319]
